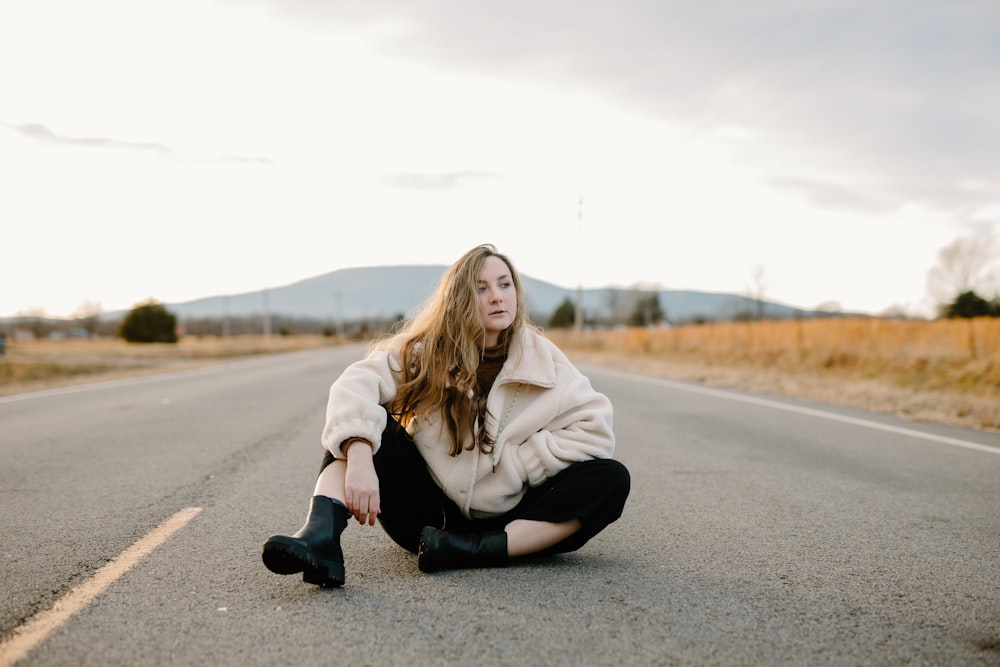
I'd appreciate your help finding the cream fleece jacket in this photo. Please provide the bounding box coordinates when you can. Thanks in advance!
[320,328,615,518]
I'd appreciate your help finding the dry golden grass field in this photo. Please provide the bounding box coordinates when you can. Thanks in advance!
[548,317,1000,433]
[2,317,998,432]
[0,335,334,395]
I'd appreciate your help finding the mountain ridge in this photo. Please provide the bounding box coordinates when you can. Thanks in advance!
[160,265,836,324]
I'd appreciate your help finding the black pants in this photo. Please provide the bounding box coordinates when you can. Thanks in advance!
[320,416,630,555]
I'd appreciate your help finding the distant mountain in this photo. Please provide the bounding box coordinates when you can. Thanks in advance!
[161,265,832,324]
[166,266,445,323]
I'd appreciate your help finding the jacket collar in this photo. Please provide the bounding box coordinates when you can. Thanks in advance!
[496,328,556,389]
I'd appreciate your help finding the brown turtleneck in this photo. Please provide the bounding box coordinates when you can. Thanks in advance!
[477,344,508,397]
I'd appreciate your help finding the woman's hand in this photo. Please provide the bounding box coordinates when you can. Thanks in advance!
[343,440,380,526]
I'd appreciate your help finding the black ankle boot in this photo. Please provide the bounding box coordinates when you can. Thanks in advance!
[417,526,508,573]
[262,496,348,587]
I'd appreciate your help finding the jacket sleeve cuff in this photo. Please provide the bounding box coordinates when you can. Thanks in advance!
[515,435,556,487]
[322,416,386,458]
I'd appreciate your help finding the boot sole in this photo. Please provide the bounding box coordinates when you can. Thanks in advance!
[262,536,345,588]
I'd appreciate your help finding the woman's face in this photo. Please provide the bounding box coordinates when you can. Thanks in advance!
[476,255,517,346]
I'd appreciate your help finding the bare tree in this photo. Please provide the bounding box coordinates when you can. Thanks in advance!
[72,301,103,337]
[16,307,49,339]
[926,231,999,306]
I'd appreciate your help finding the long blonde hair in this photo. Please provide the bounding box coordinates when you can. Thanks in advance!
[374,244,530,456]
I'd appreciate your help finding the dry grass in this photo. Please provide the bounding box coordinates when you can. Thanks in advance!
[547,317,1000,433]
[0,335,339,396]
[3,320,998,433]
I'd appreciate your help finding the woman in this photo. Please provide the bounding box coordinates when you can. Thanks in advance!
[262,244,630,587]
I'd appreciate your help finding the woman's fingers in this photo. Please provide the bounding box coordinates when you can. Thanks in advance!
[366,492,380,526]
[358,492,379,526]
[347,491,380,525]
[356,495,369,524]
[344,449,380,525]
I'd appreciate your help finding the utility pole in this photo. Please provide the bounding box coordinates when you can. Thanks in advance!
[262,288,271,339]
[333,289,342,337]
[574,193,584,335]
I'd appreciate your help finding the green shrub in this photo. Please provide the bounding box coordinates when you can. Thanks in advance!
[119,301,178,343]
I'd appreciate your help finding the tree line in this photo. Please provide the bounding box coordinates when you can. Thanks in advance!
[4,231,998,344]
[5,284,988,345]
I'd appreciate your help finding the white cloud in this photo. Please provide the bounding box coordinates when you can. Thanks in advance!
[1,0,996,319]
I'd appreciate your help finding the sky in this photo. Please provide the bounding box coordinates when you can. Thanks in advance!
[2,0,999,320]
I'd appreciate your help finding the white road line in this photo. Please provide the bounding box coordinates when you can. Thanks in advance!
[0,507,203,667]
[590,366,1000,457]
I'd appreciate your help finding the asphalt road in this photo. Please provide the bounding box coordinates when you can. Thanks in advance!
[1,344,998,666]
